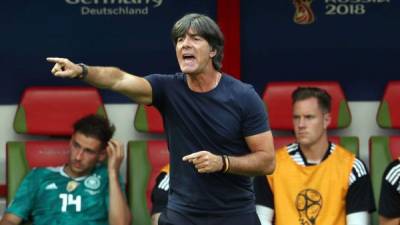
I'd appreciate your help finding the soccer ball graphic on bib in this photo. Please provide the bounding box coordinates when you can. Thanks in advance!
[295,189,322,225]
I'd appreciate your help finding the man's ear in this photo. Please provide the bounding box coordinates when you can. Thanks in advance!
[209,47,217,58]
[98,150,107,162]
[323,113,332,129]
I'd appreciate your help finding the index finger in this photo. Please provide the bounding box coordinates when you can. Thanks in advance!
[46,57,66,64]
[182,152,203,161]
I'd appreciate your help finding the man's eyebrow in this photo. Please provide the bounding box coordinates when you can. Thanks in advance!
[189,33,201,37]
[72,140,80,146]
[83,148,101,155]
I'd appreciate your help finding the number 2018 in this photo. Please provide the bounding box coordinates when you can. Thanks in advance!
[326,4,366,15]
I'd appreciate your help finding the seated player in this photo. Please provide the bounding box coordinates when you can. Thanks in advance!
[0,114,131,225]
[254,87,375,225]
[378,159,400,225]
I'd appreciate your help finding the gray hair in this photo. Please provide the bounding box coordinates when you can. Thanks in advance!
[171,13,224,71]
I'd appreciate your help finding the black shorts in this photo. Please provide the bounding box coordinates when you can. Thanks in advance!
[158,209,261,225]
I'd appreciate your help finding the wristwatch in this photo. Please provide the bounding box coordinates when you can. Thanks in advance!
[77,63,88,80]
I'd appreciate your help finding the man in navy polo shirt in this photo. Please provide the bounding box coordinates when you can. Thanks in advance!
[47,13,275,225]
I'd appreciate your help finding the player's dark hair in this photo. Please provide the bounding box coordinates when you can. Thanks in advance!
[73,114,115,149]
[292,87,331,113]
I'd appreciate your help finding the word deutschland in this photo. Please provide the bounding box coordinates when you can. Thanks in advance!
[81,6,148,15]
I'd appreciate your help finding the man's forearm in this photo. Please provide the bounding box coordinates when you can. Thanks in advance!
[0,221,18,225]
[227,131,275,176]
[84,66,124,89]
[0,221,17,225]
[108,172,131,225]
[47,57,152,104]
[228,150,275,176]
[151,213,161,225]
[379,216,400,225]
[85,65,152,104]
[0,213,22,225]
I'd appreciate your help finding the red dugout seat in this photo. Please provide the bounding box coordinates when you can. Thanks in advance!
[376,81,400,129]
[134,105,164,133]
[14,86,107,135]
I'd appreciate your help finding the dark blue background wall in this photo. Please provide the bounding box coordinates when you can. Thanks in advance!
[241,0,400,100]
[1,0,398,103]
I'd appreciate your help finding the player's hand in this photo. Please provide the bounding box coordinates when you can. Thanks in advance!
[106,139,124,174]
[182,151,223,173]
[46,57,82,78]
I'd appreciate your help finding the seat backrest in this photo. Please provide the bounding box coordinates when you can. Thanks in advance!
[273,136,295,149]
[132,104,166,224]
[262,81,351,130]
[14,86,106,135]
[6,141,70,203]
[330,136,359,156]
[127,140,169,225]
[134,105,164,133]
[369,136,400,225]
[377,81,400,129]
[0,185,5,199]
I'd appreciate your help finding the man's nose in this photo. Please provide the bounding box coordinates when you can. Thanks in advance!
[75,149,84,160]
[298,118,306,127]
[182,37,191,48]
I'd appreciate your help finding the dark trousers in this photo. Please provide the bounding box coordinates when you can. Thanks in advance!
[159,209,261,225]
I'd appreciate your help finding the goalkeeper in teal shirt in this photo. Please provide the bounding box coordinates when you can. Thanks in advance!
[0,114,131,225]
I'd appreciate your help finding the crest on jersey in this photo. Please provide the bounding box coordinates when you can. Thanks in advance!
[66,180,79,192]
[84,174,101,190]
